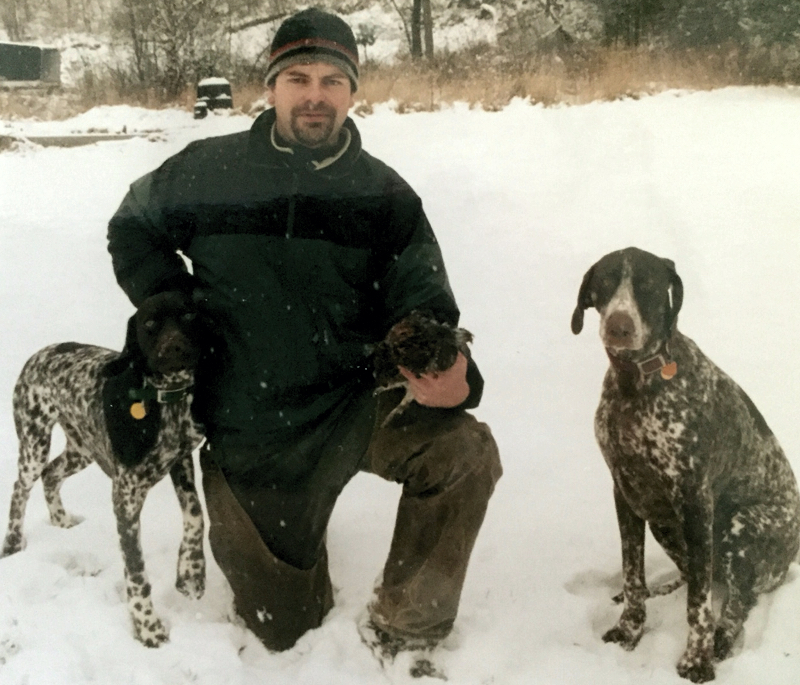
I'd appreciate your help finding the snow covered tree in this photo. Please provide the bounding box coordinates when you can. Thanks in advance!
[668,0,800,48]
[112,0,263,97]
[1,0,24,39]
[496,0,603,55]
[591,0,800,50]
[592,0,671,45]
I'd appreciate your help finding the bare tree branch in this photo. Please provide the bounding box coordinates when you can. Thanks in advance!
[230,12,287,34]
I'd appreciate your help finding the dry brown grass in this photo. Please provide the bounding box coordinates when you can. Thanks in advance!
[350,47,751,113]
[0,84,179,121]
[0,46,780,121]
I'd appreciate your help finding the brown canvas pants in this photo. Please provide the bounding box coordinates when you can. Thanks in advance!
[200,387,502,651]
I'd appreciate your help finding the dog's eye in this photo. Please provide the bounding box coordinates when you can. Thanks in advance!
[637,279,656,294]
[144,319,157,331]
[182,313,196,322]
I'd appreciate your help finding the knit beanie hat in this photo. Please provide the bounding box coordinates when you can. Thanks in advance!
[266,8,359,91]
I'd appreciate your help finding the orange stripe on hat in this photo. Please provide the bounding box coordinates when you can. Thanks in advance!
[270,37,359,65]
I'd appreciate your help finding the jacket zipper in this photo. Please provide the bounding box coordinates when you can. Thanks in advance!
[286,171,299,238]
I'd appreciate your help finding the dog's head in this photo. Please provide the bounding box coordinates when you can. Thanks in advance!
[106,291,203,382]
[571,247,683,360]
[134,291,203,378]
[102,291,206,468]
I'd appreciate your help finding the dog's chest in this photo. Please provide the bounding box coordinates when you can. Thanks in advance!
[595,379,695,520]
[136,402,203,471]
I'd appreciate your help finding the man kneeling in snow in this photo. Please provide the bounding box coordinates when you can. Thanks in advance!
[107,7,501,670]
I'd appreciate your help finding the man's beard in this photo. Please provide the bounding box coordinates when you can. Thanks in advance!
[290,104,338,148]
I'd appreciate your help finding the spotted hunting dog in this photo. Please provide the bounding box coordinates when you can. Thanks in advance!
[2,291,207,647]
[572,247,800,683]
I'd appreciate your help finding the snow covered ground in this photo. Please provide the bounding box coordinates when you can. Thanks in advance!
[2,86,800,684]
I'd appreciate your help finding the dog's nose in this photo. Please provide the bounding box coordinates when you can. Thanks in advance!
[157,331,191,364]
[605,312,635,346]
[164,340,188,357]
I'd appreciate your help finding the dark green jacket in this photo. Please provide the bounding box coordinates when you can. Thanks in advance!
[108,108,481,452]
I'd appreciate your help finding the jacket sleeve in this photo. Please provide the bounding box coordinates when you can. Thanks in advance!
[378,182,484,409]
[107,165,196,307]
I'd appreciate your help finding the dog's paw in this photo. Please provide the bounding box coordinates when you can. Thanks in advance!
[602,623,643,651]
[677,650,715,683]
[1,534,24,557]
[51,512,84,529]
[176,545,206,599]
[602,603,646,651]
[712,625,741,661]
[134,615,169,648]
[176,568,206,600]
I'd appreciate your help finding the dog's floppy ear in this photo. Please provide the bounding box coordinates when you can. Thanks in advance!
[104,313,145,377]
[102,310,161,467]
[571,265,596,335]
[663,258,683,334]
[101,363,162,467]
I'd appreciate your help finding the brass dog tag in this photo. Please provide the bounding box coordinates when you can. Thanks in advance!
[130,402,147,420]
[661,362,678,380]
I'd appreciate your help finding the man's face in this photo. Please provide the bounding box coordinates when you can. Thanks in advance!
[268,62,355,149]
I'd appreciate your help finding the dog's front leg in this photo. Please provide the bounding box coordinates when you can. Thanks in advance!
[676,485,715,683]
[603,483,647,650]
[169,452,206,599]
[113,474,169,647]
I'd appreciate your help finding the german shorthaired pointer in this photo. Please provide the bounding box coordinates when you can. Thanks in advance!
[572,247,800,682]
[373,310,473,425]
[2,291,207,647]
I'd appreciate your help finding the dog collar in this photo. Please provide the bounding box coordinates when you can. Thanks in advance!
[128,380,193,405]
[607,342,677,381]
[127,380,193,420]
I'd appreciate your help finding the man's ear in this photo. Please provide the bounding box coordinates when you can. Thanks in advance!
[267,86,276,106]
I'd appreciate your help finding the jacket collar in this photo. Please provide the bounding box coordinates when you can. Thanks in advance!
[247,107,362,175]
[270,122,352,170]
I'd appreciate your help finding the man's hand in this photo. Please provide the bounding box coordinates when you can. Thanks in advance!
[398,352,470,408]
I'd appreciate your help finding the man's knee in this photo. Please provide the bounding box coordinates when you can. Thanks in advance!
[424,416,502,496]
[371,412,502,496]
[199,447,334,651]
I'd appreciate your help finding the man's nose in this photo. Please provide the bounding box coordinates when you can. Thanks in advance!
[305,81,325,102]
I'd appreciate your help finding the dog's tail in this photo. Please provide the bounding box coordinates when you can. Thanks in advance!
[612,576,685,604]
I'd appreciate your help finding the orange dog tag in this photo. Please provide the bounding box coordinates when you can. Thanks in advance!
[130,402,147,420]
[661,362,678,380]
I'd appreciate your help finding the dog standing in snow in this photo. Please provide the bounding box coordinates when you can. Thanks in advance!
[2,291,207,647]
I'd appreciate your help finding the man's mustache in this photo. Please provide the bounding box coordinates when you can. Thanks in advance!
[292,104,336,117]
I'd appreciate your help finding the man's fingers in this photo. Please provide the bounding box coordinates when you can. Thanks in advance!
[396,353,469,408]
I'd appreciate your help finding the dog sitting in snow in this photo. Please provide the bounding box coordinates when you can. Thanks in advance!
[374,310,473,425]
[571,247,800,683]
